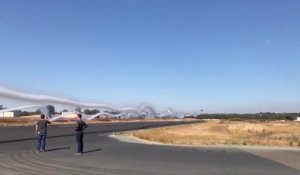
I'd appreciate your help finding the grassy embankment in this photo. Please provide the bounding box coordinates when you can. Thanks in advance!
[131,120,300,147]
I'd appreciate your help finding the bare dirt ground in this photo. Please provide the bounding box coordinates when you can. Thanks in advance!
[130,119,300,147]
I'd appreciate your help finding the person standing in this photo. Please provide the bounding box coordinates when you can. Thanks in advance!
[74,114,88,155]
[36,114,51,152]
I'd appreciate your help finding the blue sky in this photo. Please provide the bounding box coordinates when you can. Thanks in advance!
[0,0,299,113]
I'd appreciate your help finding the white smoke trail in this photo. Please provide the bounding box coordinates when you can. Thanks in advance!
[0,86,155,114]
[0,105,51,118]
[139,104,156,115]
[165,107,178,114]
[86,112,125,120]
[48,114,68,122]
[0,87,187,119]
[49,111,79,122]
[48,115,62,122]
[0,105,42,113]
[38,106,50,118]
[157,107,185,118]
[48,111,125,121]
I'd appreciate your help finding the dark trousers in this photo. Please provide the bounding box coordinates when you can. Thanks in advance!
[76,132,84,153]
[37,134,47,151]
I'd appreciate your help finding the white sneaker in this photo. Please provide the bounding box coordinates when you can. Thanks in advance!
[73,153,82,156]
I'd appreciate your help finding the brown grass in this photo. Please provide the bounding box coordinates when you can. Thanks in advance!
[131,120,300,147]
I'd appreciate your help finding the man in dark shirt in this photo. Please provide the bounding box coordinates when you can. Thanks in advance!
[36,114,51,152]
[74,114,88,155]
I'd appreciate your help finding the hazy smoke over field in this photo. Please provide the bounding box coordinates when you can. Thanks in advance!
[0,104,50,118]
[38,106,50,117]
[0,86,156,115]
[0,105,42,113]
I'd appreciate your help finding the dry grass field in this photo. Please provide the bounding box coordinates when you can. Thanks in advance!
[0,115,40,126]
[131,120,300,147]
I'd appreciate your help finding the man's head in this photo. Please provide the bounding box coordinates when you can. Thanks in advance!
[77,114,82,119]
[40,114,45,119]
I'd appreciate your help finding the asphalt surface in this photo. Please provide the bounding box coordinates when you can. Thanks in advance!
[0,121,300,175]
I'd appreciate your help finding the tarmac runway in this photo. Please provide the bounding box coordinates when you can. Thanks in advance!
[0,121,300,175]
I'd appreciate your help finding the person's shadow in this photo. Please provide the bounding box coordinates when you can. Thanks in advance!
[84,148,102,154]
[46,146,71,152]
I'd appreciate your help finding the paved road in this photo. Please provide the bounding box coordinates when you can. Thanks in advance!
[0,121,300,175]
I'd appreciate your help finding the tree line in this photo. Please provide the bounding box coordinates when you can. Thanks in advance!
[195,112,300,120]
[0,105,56,117]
